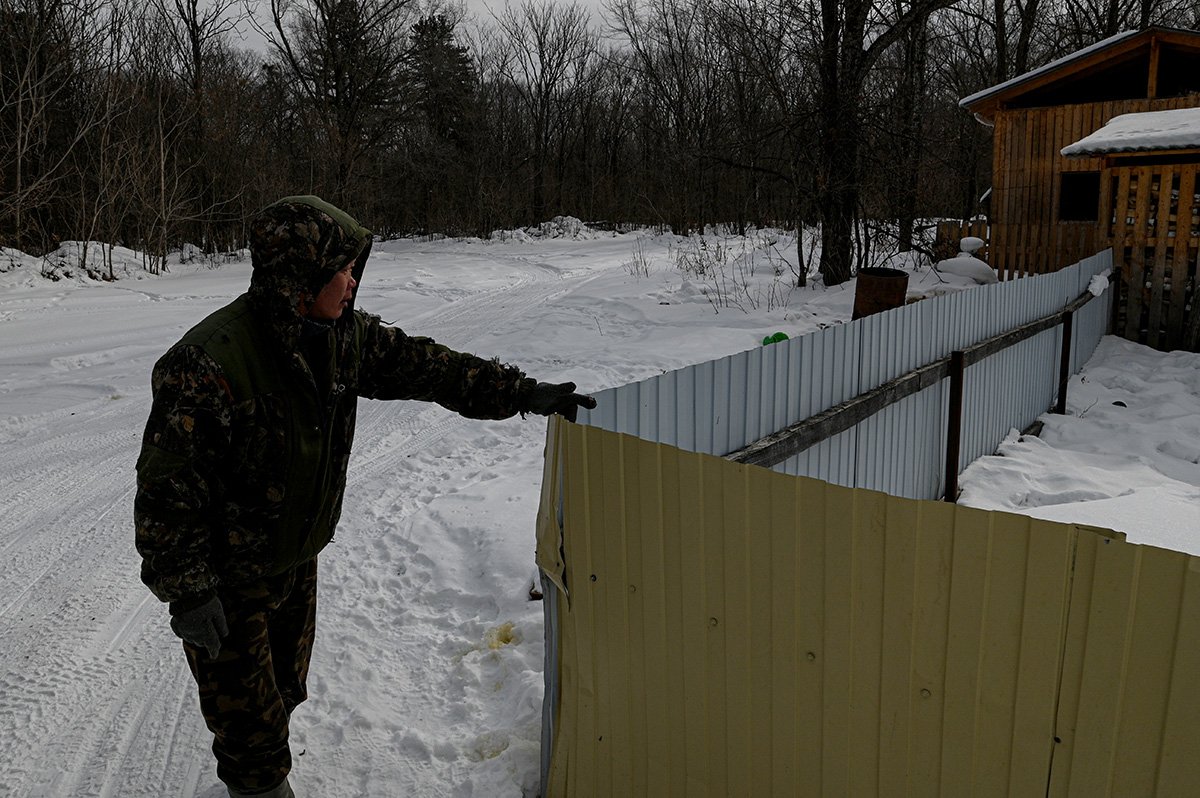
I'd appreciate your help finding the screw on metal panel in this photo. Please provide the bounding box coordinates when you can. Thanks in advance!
[920,689,932,699]
[709,617,719,627]
[806,652,816,661]
[628,584,637,593]
[590,574,597,581]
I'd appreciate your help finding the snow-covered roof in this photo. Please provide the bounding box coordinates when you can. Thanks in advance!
[1061,107,1200,156]
[959,30,1138,110]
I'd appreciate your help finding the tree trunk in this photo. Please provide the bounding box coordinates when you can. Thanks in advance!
[816,95,860,285]
[819,182,856,285]
[895,16,928,253]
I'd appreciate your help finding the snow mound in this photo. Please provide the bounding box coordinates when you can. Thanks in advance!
[1088,270,1111,297]
[490,216,606,241]
[959,236,986,254]
[935,253,997,284]
[179,243,249,266]
[39,241,165,282]
[0,247,38,271]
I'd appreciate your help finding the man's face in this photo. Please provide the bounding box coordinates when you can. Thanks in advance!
[308,261,357,320]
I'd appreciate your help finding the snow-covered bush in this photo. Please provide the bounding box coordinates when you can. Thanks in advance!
[622,236,654,278]
[489,215,607,241]
[670,231,796,313]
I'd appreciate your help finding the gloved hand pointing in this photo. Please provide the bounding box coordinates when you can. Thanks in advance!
[169,595,229,659]
[526,381,597,423]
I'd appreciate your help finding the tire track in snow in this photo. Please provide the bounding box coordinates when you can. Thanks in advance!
[0,375,209,795]
[0,468,210,797]
[342,252,580,529]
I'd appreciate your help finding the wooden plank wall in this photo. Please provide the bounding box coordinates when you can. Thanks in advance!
[1110,162,1200,350]
[990,96,1197,281]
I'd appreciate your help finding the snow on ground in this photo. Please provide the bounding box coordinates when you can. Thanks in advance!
[0,226,1196,797]
[958,336,1200,554]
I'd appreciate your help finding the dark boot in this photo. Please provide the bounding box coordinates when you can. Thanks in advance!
[227,777,295,798]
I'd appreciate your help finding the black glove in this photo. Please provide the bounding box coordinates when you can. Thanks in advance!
[169,595,229,659]
[526,381,597,422]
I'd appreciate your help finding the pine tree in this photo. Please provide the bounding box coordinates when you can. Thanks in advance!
[404,14,478,151]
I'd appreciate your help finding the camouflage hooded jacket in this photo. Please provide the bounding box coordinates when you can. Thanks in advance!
[135,196,536,605]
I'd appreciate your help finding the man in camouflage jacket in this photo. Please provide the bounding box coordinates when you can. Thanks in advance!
[134,196,594,798]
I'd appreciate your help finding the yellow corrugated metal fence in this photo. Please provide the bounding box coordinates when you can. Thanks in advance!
[536,417,1200,797]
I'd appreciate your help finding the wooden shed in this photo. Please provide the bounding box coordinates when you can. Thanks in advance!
[960,27,1200,286]
[1063,107,1200,350]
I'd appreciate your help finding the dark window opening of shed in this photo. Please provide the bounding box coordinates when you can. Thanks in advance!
[1011,52,1150,108]
[1156,47,1200,97]
[1059,172,1102,222]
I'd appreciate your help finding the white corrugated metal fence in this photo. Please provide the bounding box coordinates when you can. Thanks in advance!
[575,249,1113,500]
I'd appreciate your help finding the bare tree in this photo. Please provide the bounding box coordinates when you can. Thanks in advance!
[123,6,202,272]
[918,15,993,221]
[804,0,963,285]
[264,0,417,209]
[153,0,246,248]
[887,4,931,253]
[608,0,726,232]
[0,0,114,251]
[74,0,138,276]
[494,0,597,220]
[708,0,823,276]
[1055,0,1199,48]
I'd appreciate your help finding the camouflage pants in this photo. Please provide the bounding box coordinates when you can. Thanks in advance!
[183,557,318,794]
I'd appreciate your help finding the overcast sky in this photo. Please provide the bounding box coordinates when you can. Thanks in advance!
[227,0,613,56]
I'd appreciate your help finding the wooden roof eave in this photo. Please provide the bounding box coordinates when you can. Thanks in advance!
[1106,146,1200,159]
[1149,28,1200,49]
[963,35,1149,123]
[962,27,1200,124]
[1061,147,1200,165]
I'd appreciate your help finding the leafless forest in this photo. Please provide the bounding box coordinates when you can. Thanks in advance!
[2,0,1197,283]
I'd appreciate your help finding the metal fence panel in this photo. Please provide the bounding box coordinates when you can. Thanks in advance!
[773,322,862,486]
[538,248,1141,798]
[574,250,1114,501]
[538,419,1200,797]
[1071,248,1114,373]
[852,290,952,497]
[960,326,1060,466]
[1049,528,1200,797]
[540,420,1095,797]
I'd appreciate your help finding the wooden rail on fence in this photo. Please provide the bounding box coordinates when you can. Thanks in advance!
[724,288,1099,499]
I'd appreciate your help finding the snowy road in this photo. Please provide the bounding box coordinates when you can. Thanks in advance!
[0,238,652,798]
